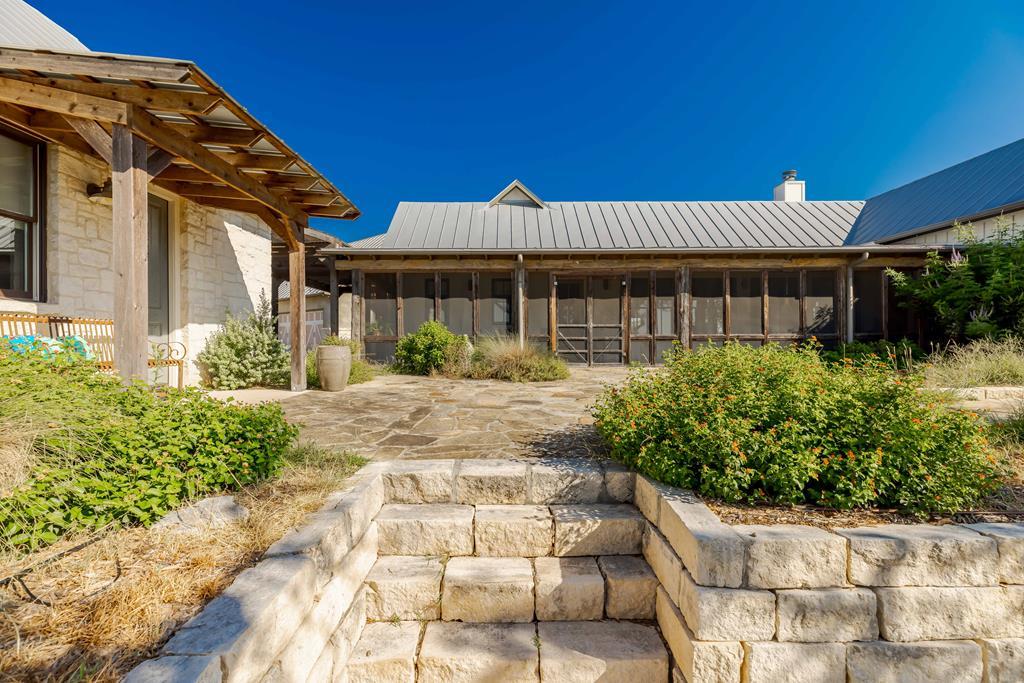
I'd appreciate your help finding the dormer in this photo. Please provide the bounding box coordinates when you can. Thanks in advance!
[488,179,545,208]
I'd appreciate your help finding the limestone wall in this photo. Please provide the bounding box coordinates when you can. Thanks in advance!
[636,476,1024,682]
[125,466,385,683]
[0,146,272,385]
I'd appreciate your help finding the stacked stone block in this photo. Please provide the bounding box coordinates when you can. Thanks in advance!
[637,475,1024,683]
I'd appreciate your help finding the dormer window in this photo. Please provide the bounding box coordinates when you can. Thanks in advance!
[488,179,545,208]
[0,126,44,300]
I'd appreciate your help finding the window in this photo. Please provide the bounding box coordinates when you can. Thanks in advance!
[691,269,840,346]
[629,272,677,365]
[853,269,883,338]
[0,128,43,299]
[439,273,473,336]
[479,273,514,336]
[363,273,397,362]
[527,271,549,344]
[402,273,435,334]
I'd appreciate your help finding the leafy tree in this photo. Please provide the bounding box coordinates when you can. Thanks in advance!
[887,220,1024,339]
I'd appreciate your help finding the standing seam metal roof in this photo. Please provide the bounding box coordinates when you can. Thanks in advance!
[846,136,1024,244]
[0,0,89,52]
[347,200,866,252]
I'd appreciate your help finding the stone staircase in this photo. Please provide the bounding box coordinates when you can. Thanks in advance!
[342,460,670,682]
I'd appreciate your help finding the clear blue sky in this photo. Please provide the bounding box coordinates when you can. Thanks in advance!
[40,0,1024,241]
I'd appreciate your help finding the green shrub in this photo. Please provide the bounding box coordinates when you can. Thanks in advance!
[394,321,467,375]
[197,292,289,389]
[593,342,1001,515]
[888,220,1024,339]
[0,346,297,551]
[924,337,1024,388]
[468,336,570,382]
[306,337,375,388]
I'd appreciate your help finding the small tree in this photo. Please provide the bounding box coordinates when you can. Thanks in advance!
[197,291,290,389]
[887,220,1024,339]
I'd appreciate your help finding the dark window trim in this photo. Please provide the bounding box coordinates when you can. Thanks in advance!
[0,122,46,302]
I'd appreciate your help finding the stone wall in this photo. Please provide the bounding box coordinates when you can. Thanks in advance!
[125,466,385,683]
[637,475,1024,683]
[0,146,272,385]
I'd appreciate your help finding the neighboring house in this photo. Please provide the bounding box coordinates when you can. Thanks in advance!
[0,0,358,389]
[326,138,1024,365]
[273,227,352,352]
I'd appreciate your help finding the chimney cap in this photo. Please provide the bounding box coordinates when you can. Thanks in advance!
[782,169,798,181]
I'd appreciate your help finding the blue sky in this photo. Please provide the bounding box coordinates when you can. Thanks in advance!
[39,0,1024,241]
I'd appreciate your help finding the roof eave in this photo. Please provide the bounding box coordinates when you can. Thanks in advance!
[875,199,1024,244]
[322,245,943,257]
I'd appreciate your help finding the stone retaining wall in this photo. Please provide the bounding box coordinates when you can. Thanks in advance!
[637,476,1024,683]
[125,467,385,683]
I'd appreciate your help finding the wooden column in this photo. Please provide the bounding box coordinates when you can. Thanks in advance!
[288,238,307,391]
[111,123,149,381]
[515,256,525,348]
[328,255,339,336]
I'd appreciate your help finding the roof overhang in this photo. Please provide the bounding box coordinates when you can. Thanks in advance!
[0,45,359,247]
[875,200,1024,244]
[323,245,944,257]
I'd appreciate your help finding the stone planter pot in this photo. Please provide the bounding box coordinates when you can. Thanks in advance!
[316,345,351,391]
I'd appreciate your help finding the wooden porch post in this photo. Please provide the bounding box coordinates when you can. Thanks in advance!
[328,255,339,336]
[288,237,307,391]
[111,123,149,381]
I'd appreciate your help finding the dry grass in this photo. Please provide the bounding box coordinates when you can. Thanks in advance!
[0,443,365,682]
[924,337,1024,388]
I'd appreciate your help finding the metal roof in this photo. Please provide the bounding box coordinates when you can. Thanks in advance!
[848,137,1024,244]
[277,282,328,300]
[336,199,865,253]
[0,0,88,52]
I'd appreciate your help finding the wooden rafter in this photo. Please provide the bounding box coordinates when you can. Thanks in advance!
[61,115,112,164]
[147,149,175,177]
[0,48,191,83]
[128,105,307,224]
[0,76,127,124]
[4,75,221,114]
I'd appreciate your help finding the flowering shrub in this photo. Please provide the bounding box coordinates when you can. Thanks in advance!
[593,342,1002,514]
[394,321,469,376]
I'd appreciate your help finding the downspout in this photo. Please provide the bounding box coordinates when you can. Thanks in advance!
[846,252,870,342]
[516,254,526,348]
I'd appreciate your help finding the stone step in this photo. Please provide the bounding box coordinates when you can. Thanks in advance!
[362,554,657,624]
[374,503,645,558]
[375,503,474,556]
[365,555,444,621]
[345,620,420,683]
[397,620,669,683]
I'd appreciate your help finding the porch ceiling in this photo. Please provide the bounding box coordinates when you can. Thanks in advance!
[0,45,359,246]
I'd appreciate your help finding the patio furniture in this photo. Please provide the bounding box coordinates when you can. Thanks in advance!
[0,312,186,388]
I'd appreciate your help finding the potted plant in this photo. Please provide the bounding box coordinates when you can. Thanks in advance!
[316,336,352,391]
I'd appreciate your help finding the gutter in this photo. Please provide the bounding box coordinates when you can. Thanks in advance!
[322,245,946,257]
[846,252,870,342]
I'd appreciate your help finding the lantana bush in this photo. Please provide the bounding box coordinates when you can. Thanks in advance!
[593,342,1002,515]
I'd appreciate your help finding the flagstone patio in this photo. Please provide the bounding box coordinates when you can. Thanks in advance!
[276,368,631,460]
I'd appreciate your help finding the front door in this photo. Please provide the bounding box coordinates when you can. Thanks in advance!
[147,195,170,340]
[555,275,624,365]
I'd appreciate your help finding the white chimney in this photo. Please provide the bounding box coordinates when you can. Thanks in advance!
[773,169,805,202]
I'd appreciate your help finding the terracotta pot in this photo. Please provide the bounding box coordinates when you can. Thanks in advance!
[316,345,351,391]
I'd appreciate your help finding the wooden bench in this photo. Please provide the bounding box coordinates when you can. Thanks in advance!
[0,312,186,388]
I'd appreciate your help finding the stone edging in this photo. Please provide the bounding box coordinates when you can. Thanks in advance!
[636,475,1024,682]
[935,385,1024,400]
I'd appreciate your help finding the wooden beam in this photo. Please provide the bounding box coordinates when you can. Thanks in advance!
[147,149,175,177]
[289,241,307,391]
[308,203,357,218]
[6,75,221,114]
[328,255,339,336]
[62,115,112,163]
[171,123,263,147]
[154,180,248,200]
[154,165,215,182]
[129,106,307,224]
[0,103,95,156]
[254,206,302,250]
[0,48,191,83]
[111,123,149,381]
[0,76,128,124]
[262,173,319,191]
[281,191,339,207]
[214,152,295,171]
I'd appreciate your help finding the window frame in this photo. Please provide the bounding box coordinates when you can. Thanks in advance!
[0,124,46,301]
[689,268,841,348]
